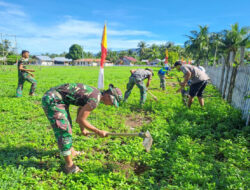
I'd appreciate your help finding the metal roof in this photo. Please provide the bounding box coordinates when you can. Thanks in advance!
[53,57,72,62]
[35,55,52,61]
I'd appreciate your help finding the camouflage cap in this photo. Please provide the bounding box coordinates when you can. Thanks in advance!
[108,84,123,107]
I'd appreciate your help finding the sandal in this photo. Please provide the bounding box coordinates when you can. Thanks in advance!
[65,164,82,174]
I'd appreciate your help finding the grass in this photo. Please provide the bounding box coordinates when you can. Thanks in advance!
[0,65,249,189]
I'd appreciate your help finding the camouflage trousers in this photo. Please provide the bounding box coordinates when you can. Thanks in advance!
[158,74,166,90]
[16,73,37,97]
[42,88,73,156]
[124,76,147,105]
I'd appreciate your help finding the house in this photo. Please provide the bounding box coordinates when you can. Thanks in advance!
[141,59,149,65]
[149,58,161,65]
[74,59,113,66]
[34,56,53,66]
[120,56,137,65]
[53,57,72,65]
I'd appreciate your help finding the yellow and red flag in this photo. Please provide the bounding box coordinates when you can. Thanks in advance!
[98,24,107,89]
[164,49,168,64]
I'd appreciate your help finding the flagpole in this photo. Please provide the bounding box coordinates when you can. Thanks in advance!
[98,23,107,89]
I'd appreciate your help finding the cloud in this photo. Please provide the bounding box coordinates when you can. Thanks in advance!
[0,1,156,54]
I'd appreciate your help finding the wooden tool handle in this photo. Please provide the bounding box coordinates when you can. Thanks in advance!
[88,132,140,137]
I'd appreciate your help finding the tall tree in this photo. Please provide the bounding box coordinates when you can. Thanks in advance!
[137,41,147,59]
[210,32,223,66]
[185,25,210,65]
[148,44,160,60]
[66,44,83,60]
[221,23,249,102]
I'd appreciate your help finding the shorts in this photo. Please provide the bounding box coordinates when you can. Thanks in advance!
[189,81,207,98]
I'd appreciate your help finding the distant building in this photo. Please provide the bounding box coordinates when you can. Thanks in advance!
[149,58,161,65]
[118,56,137,66]
[74,58,113,66]
[53,57,72,65]
[34,56,53,66]
[141,59,149,65]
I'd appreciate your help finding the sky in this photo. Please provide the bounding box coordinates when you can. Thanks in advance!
[0,0,249,54]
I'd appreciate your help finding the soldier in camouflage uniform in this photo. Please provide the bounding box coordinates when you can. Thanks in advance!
[16,50,37,97]
[42,83,122,173]
[124,68,153,105]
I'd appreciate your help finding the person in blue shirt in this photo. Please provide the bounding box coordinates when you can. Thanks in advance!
[158,65,172,90]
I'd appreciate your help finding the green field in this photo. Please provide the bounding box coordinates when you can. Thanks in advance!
[0,66,249,189]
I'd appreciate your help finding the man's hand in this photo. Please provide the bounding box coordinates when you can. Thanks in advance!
[97,130,108,137]
[180,82,186,87]
[30,73,34,77]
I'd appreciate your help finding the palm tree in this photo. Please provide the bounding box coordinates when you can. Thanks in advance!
[221,23,249,101]
[137,41,147,59]
[148,44,160,60]
[210,32,223,66]
[185,25,210,65]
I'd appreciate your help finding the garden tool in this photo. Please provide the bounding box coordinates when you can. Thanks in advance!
[148,90,158,101]
[87,130,153,152]
[177,77,189,105]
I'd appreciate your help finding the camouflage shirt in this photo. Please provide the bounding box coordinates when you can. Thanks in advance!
[131,69,152,81]
[55,83,101,109]
[18,57,29,77]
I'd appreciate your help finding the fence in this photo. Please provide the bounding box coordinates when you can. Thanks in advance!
[205,65,250,125]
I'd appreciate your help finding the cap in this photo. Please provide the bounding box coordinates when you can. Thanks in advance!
[108,84,123,107]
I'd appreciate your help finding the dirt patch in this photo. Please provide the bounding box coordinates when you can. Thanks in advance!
[105,162,134,177]
[125,114,151,129]
[104,161,149,177]
[33,100,41,105]
[166,82,178,87]
[133,162,150,175]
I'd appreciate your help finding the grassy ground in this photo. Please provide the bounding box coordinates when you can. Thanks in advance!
[0,65,249,190]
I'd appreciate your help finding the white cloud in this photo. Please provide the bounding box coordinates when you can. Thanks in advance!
[0,1,158,54]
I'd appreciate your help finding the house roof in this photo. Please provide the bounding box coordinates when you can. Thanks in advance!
[35,55,52,61]
[124,56,137,62]
[75,58,111,63]
[53,57,72,62]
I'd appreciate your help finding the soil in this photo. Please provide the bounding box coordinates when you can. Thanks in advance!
[104,161,150,177]
[166,82,178,87]
[125,114,151,129]
[133,162,150,175]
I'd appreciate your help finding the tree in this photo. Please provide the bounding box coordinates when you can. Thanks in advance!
[66,44,83,60]
[106,49,119,63]
[137,41,147,59]
[185,25,210,65]
[118,51,128,59]
[210,32,223,66]
[168,51,179,65]
[221,23,249,102]
[128,49,136,57]
[147,44,160,60]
